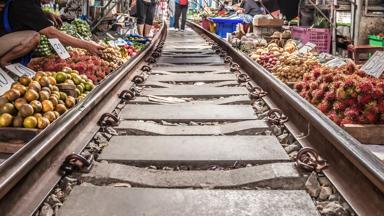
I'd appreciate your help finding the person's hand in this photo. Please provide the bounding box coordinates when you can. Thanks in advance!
[85,41,104,55]
[47,13,63,27]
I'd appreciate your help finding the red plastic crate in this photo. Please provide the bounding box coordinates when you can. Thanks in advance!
[291,26,331,53]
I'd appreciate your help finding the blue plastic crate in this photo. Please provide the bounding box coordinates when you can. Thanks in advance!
[209,18,243,38]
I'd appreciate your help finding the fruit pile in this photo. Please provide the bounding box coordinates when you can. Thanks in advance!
[0,73,78,129]
[29,50,111,84]
[272,52,319,83]
[34,35,53,57]
[294,63,384,125]
[72,19,92,40]
[100,47,129,70]
[123,45,138,57]
[60,22,79,38]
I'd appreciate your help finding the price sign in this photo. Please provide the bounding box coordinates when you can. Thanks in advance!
[298,42,317,54]
[361,51,384,78]
[324,57,346,68]
[48,38,70,59]
[6,63,36,77]
[0,68,14,95]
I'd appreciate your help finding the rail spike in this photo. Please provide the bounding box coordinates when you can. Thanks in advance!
[224,56,233,64]
[133,75,145,84]
[60,153,94,175]
[151,52,161,58]
[295,147,328,172]
[230,63,240,72]
[141,65,151,72]
[146,57,157,64]
[249,86,268,99]
[98,113,120,127]
[119,90,136,101]
[237,74,250,83]
[267,109,288,125]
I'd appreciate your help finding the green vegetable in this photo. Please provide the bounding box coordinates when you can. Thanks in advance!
[33,34,54,57]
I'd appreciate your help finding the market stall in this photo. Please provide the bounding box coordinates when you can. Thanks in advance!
[191,0,384,144]
[0,1,161,135]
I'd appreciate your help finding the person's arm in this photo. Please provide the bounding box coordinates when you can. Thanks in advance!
[40,26,103,55]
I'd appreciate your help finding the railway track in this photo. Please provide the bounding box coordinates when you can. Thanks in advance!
[0,23,383,216]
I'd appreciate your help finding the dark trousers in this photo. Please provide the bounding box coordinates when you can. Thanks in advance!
[174,3,188,30]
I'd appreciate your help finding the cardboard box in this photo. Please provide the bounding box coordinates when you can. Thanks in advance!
[253,18,284,27]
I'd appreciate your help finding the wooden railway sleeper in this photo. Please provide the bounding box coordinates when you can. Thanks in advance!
[295,147,328,172]
[60,153,94,175]
[98,113,120,127]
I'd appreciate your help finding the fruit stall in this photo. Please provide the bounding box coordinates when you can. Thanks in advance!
[225,25,384,145]
[189,0,384,145]
[0,15,158,143]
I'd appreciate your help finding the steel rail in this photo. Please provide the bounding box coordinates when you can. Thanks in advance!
[188,21,384,215]
[0,24,166,204]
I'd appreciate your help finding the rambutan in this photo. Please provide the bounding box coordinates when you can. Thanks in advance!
[312,69,321,79]
[343,79,355,88]
[345,87,357,98]
[313,89,325,101]
[340,118,354,125]
[323,73,333,83]
[336,88,347,100]
[357,94,373,105]
[364,111,378,123]
[299,91,307,98]
[317,101,330,113]
[372,87,384,99]
[309,82,319,91]
[294,82,304,92]
[364,101,379,114]
[357,81,374,94]
[319,83,330,92]
[345,98,357,106]
[346,62,356,74]
[303,73,311,82]
[332,81,342,89]
[344,107,360,120]
[324,91,335,101]
[327,112,342,125]
[378,100,384,113]
[333,101,347,112]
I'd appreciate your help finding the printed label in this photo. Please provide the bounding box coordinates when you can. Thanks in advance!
[0,68,14,95]
[6,63,36,77]
[48,38,70,59]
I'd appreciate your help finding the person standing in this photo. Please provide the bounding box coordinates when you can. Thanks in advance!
[136,0,157,37]
[174,0,188,32]
[168,0,176,29]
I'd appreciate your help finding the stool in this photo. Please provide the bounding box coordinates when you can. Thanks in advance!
[348,45,384,64]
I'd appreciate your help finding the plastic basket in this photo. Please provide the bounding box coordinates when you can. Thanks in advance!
[201,19,211,31]
[209,18,243,38]
[291,26,331,53]
[368,35,384,47]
